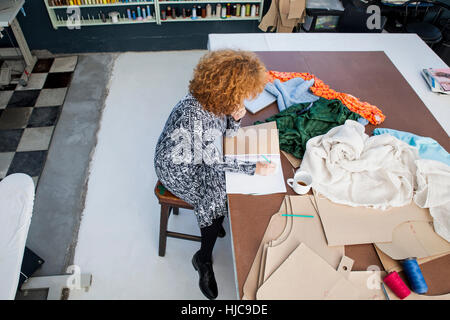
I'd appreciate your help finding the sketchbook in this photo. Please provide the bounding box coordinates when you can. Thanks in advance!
[224,122,286,195]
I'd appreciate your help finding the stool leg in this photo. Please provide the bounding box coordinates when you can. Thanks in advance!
[159,204,170,257]
[173,207,179,215]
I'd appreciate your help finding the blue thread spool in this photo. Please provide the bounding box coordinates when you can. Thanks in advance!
[402,257,428,294]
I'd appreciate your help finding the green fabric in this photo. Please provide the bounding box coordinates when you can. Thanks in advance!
[255,98,360,159]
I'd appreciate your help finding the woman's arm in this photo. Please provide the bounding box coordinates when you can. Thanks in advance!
[189,108,255,175]
[225,115,242,137]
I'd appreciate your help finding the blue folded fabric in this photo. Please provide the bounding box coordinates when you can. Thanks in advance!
[373,128,450,166]
[357,118,369,126]
[265,77,319,112]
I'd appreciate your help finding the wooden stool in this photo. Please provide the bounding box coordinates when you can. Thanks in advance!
[154,181,200,256]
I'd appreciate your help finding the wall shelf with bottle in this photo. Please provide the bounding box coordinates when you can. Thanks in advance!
[44,0,263,28]
[45,1,158,28]
[159,2,262,22]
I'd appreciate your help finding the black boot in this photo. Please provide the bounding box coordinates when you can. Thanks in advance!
[218,225,226,238]
[192,251,218,300]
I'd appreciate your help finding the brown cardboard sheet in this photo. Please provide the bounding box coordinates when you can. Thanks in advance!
[281,150,301,168]
[229,51,450,299]
[243,195,344,300]
[256,243,359,300]
[263,196,344,283]
[375,221,450,260]
[314,192,432,246]
[242,212,287,300]
[374,245,450,273]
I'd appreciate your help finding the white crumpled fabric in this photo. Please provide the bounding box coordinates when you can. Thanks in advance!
[414,159,450,242]
[300,120,419,209]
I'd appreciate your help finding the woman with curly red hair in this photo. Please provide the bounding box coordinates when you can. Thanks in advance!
[154,50,275,299]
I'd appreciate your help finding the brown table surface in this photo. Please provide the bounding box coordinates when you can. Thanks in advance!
[228,51,450,299]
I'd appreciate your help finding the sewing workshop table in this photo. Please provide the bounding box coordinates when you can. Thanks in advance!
[207,33,450,299]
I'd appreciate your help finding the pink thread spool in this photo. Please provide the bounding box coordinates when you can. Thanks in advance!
[383,271,411,300]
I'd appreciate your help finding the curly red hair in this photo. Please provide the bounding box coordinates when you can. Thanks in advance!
[189,50,267,116]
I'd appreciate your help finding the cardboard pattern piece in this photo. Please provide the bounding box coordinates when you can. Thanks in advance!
[242,213,287,300]
[374,246,450,273]
[224,121,280,156]
[256,243,359,300]
[262,195,345,283]
[281,150,301,169]
[314,192,432,246]
[375,220,450,260]
[348,271,450,300]
[257,250,450,300]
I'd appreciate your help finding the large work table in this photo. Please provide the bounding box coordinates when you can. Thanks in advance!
[207,34,450,299]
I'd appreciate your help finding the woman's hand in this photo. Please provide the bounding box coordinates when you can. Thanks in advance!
[231,107,246,121]
[255,161,277,176]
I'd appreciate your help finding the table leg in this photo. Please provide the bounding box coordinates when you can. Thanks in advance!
[9,17,37,86]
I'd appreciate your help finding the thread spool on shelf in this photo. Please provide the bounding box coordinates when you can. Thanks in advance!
[221,6,227,19]
[240,5,246,17]
[250,4,256,17]
[216,4,221,18]
[109,11,120,23]
[245,4,251,16]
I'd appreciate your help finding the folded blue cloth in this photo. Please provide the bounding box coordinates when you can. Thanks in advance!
[373,128,450,166]
[357,118,369,126]
[265,77,319,112]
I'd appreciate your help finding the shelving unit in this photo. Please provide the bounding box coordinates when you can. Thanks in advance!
[161,16,259,22]
[45,1,158,27]
[44,0,263,28]
[159,0,260,3]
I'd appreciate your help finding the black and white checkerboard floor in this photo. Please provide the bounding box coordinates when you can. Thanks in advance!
[0,56,77,187]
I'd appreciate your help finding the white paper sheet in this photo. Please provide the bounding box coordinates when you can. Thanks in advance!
[225,154,286,195]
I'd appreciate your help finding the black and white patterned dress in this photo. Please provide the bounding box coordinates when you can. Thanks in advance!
[154,94,256,228]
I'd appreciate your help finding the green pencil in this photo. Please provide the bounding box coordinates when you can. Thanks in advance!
[281,214,314,218]
[261,155,271,163]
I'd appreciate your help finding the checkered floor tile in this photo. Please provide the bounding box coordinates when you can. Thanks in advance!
[0,56,78,187]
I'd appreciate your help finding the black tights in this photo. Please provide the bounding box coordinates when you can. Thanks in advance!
[198,216,224,263]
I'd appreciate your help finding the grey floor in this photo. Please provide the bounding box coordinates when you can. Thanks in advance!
[16,54,116,299]
[17,51,238,300]
[67,51,237,300]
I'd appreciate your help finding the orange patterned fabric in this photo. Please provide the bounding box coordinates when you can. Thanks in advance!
[267,70,385,125]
